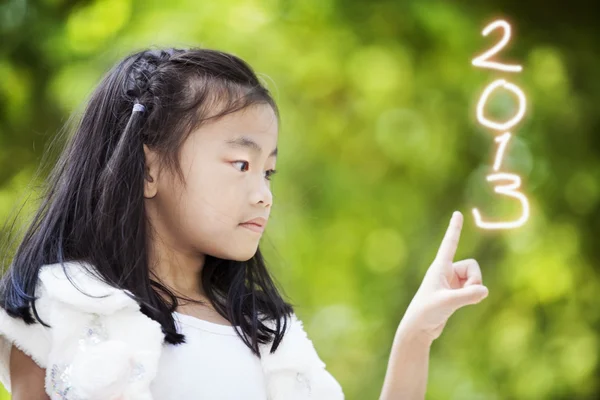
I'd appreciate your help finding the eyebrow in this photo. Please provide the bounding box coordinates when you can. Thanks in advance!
[225,136,278,157]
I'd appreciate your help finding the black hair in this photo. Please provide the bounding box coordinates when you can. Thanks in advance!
[0,47,295,358]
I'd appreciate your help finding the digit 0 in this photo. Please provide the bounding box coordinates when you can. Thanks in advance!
[477,79,526,131]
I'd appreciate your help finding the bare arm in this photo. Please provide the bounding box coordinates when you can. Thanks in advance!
[9,344,50,400]
[379,212,489,399]
[379,324,431,400]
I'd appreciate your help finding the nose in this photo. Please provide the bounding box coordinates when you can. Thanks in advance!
[252,177,273,208]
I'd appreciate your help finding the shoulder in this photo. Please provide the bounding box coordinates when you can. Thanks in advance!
[259,313,325,372]
[37,260,139,314]
[259,312,345,400]
[0,260,165,399]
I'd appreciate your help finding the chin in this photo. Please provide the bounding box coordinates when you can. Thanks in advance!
[205,245,257,262]
[238,251,258,262]
[226,247,258,262]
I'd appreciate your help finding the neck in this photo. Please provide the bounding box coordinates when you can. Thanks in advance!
[146,233,207,301]
[144,198,212,304]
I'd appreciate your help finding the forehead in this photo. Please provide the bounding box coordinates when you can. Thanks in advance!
[222,104,277,135]
[195,104,278,147]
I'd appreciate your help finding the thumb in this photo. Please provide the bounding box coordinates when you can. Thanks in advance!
[441,285,489,310]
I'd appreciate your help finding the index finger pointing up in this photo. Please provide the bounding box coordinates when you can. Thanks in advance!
[435,211,464,263]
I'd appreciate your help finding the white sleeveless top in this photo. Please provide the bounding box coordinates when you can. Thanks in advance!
[150,312,267,399]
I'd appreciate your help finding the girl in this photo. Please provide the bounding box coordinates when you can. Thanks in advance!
[0,47,489,400]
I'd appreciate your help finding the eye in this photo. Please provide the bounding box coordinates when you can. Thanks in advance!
[265,169,277,181]
[232,161,277,181]
[232,160,250,172]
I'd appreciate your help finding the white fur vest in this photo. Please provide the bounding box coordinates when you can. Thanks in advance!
[0,261,344,399]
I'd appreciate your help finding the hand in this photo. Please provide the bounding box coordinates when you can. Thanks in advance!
[398,211,489,345]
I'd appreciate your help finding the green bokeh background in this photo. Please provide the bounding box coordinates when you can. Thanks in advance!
[1,0,599,399]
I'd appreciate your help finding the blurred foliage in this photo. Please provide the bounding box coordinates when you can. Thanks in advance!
[1,0,599,399]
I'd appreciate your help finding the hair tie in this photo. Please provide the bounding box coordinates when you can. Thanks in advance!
[132,103,146,113]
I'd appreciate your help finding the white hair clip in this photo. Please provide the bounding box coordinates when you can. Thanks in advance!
[132,103,145,113]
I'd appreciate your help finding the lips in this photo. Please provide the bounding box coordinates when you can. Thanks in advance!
[240,217,267,227]
[239,222,265,233]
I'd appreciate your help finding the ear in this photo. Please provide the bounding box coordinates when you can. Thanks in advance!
[143,144,160,199]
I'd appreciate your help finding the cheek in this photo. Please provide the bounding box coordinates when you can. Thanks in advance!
[173,169,243,231]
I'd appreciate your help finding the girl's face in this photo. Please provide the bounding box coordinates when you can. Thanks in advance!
[144,103,278,262]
